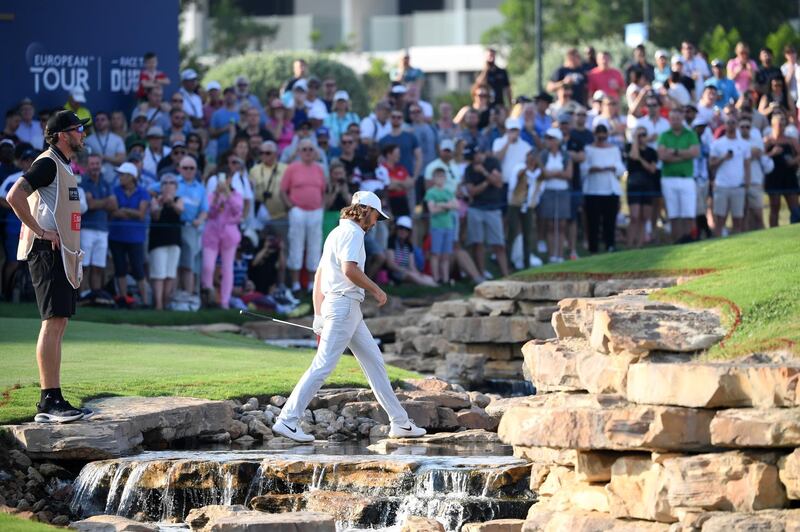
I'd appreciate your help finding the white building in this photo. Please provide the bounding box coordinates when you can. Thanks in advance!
[182,0,505,94]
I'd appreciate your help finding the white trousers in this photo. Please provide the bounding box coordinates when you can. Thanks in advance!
[287,207,323,272]
[277,295,410,427]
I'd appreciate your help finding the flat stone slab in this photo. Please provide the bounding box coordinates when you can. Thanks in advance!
[627,358,800,408]
[711,408,800,447]
[475,280,594,301]
[498,393,713,452]
[368,429,501,453]
[69,515,159,531]
[592,277,679,298]
[694,509,800,531]
[523,509,669,531]
[209,511,335,532]
[443,316,554,343]
[7,396,233,460]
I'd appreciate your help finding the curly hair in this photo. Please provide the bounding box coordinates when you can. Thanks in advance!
[339,203,373,225]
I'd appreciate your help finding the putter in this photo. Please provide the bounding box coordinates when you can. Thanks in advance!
[239,309,315,331]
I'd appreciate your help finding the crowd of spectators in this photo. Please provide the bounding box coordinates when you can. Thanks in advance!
[1,41,799,311]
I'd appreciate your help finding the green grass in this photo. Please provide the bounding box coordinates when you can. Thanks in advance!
[513,225,800,359]
[0,303,312,327]
[0,514,59,532]
[0,318,418,425]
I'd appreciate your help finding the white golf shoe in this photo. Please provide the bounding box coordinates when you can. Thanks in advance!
[272,419,315,443]
[389,421,426,438]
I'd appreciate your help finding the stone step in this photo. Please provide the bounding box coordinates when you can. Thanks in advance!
[591,277,679,298]
[462,519,525,532]
[711,408,800,447]
[690,509,800,531]
[523,509,670,531]
[443,316,555,343]
[470,297,518,316]
[474,280,594,301]
[7,396,233,460]
[627,357,800,408]
[498,393,714,452]
[552,294,725,356]
[517,302,559,321]
[606,451,787,523]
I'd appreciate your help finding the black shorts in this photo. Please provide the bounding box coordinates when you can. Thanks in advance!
[28,239,77,320]
[109,240,146,280]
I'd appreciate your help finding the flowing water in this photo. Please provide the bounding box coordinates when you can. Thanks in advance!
[69,444,534,531]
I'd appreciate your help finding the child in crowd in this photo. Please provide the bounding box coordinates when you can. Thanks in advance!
[385,216,438,287]
[136,52,171,100]
[424,168,458,284]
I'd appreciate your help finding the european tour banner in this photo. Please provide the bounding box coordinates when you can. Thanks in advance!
[0,0,179,116]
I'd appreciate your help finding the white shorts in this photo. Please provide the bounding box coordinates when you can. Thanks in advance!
[661,177,697,219]
[149,245,181,280]
[81,229,108,267]
[287,207,323,272]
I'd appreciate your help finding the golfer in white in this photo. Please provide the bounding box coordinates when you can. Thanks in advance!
[272,191,427,442]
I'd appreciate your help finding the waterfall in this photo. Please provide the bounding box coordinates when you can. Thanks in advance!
[116,462,149,517]
[69,461,117,516]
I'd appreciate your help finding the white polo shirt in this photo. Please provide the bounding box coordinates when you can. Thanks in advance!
[320,218,366,301]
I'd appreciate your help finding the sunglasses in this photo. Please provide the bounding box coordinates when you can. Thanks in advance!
[64,125,85,133]
[172,98,183,103]
[391,115,403,119]
[300,147,314,152]
[180,165,197,170]
[341,140,354,144]
[229,160,242,166]
[260,151,275,155]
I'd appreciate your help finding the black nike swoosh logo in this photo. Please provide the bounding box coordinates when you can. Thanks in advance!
[399,425,412,431]
[283,423,297,433]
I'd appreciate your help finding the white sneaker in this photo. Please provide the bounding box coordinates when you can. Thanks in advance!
[482,270,494,280]
[272,419,315,443]
[283,288,300,305]
[537,240,547,254]
[529,254,543,267]
[291,282,301,293]
[389,421,426,438]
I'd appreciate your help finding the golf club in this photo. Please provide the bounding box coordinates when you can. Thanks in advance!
[239,309,315,331]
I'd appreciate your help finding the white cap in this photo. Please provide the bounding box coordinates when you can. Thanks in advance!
[691,116,709,128]
[206,80,222,92]
[351,190,390,220]
[439,138,455,151]
[181,68,198,81]
[655,49,668,59]
[390,84,407,95]
[293,79,308,92]
[70,88,86,103]
[544,127,563,141]
[395,215,413,230]
[235,75,249,85]
[115,162,139,177]
[308,105,328,121]
[504,117,521,130]
[334,90,350,101]
[671,55,683,65]
[592,90,606,102]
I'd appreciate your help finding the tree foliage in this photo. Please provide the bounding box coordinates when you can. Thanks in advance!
[700,26,742,64]
[361,58,391,108]
[210,0,278,59]
[766,23,800,56]
[203,53,370,116]
[483,0,797,75]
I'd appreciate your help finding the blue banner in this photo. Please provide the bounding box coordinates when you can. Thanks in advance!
[0,0,179,117]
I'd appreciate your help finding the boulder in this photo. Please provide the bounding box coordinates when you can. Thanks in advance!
[186,505,250,531]
[400,515,446,532]
[512,447,577,467]
[475,280,594,301]
[69,515,158,531]
[443,317,555,344]
[249,494,303,513]
[576,350,637,395]
[575,451,620,483]
[485,397,532,421]
[606,452,788,523]
[370,429,500,452]
[779,449,800,499]
[711,408,800,447]
[209,511,335,531]
[468,391,492,408]
[400,378,453,393]
[462,519,524,532]
[9,396,234,460]
[304,490,386,525]
[457,407,500,431]
[517,302,559,321]
[385,353,439,373]
[592,278,678,298]
[410,335,455,356]
[430,300,472,318]
[627,359,800,408]
[522,509,669,531]
[521,340,582,392]
[395,391,471,410]
[436,353,486,386]
[695,509,800,531]
[470,298,517,316]
[498,393,714,452]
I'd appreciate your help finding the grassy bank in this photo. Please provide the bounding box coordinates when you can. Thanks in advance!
[0,318,417,425]
[513,225,800,359]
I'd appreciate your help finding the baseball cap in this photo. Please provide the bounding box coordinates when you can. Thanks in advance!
[260,140,277,152]
[395,215,413,230]
[206,80,222,91]
[711,58,723,67]
[671,55,683,65]
[534,91,554,103]
[70,88,87,103]
[504,117,521,130]
[390,84,407,95]
[171,140,186,148]
[334,90,350,101]
[131,109,148,122]
[160,173,179,184]
[20,148,39,160]
[46,110,90,135]
[115,162,139,176]
[351,190,390,220]
[592,90,607,102]
[557,113,572,124]
[439,138,455,152]
[146,126,165,138]
[235,75,249,85]
[315,127,329,138]
[293,79,308,92]
[181,68,198,81]
[655,49,668,59]
[0,138,14,149]
[463,144,477,161]
[544,127,563,141]
[308,106,328,121]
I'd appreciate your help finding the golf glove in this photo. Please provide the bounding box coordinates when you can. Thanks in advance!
[312,314,324,335]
